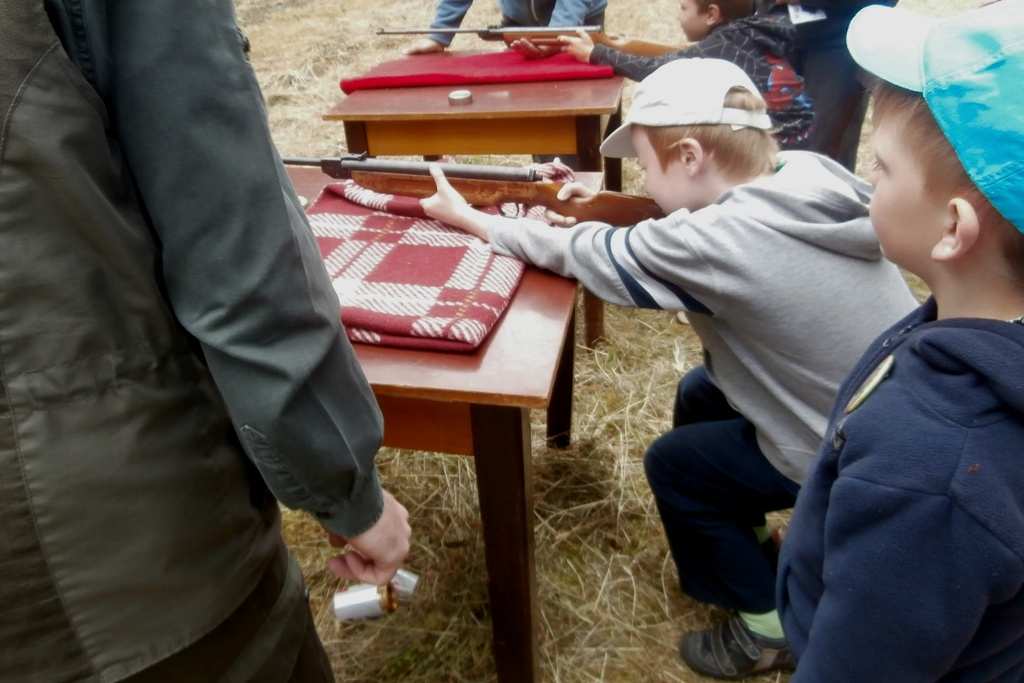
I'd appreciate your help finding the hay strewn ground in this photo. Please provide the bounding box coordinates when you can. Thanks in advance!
[237,0,963,679]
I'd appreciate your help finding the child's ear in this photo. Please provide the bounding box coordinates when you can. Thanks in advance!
[705,3,723,25]
[931,197,980,263]
[676,138,705,175]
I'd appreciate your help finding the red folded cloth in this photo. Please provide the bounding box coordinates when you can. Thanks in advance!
[340,50,613,94]
[306,181,529,352]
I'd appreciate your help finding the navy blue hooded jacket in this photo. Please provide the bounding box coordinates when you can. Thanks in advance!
[778,299,1024,682]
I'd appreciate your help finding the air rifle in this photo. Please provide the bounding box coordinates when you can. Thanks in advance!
[378,24,602,44]
[377,26,680,57]
[282,154,664,226]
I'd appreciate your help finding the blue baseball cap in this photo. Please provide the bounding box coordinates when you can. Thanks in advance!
[847,1,1024,233]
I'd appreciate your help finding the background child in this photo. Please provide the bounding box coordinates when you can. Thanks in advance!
[779,0,897,170]
[777,2,1024,680]
[421,58,917,678]
[560,0,814,149]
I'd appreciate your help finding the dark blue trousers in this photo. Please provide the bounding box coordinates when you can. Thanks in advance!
[644,367,800,614]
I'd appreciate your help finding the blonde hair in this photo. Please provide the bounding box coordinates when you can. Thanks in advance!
[643,86,778,181]
[697,0,755,23]
[872,81,1024,277]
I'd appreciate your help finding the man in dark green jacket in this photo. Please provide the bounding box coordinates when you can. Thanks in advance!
[0,2,410,681]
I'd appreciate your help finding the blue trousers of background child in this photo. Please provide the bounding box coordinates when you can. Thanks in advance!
[644,366,800,614]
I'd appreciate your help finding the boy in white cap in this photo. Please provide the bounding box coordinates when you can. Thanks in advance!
[777,2,1024,681]
[421,57,916,678]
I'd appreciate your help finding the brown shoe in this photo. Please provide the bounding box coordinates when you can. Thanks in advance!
[680,615,794,680]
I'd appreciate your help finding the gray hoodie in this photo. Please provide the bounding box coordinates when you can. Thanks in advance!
[487,151,918,482]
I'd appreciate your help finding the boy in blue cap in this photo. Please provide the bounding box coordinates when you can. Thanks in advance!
[777,2,1024,680]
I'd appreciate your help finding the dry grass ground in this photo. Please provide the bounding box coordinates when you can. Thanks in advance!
[237,0,966,680]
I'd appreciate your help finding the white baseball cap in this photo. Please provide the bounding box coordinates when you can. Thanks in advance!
[600,58,774,159]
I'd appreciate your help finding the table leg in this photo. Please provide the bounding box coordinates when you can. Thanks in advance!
[343,121,368,155]
[471,405,538,683]
[576,116,602,172]
[546,307,575,449]
[576,115,607,346]
[603,103,623,192]
[582,294,605,347]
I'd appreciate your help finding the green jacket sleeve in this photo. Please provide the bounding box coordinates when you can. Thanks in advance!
[57,0,385,537]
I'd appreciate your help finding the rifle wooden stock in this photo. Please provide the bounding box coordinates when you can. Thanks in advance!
[522,31,680,56]
[494,27,603,43]
[592,34,681,57]
[349,171,664,226]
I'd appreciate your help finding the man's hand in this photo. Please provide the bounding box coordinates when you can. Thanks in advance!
[420,165,490,240]
[327,490,411,585]
[404,37,446,55]
[544,181,598,226]
[509,37,561,59]
[558,30,596,62]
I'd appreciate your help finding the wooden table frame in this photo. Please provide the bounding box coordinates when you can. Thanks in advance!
[325,68,625,346]
[289,166,596,683]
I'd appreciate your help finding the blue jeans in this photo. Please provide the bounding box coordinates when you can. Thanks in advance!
[644,367,799,614]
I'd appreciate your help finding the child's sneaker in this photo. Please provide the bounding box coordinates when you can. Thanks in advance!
[680,615,795,680]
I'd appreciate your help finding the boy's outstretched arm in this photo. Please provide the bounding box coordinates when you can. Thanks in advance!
[421,167,716,314]
[419,165,493,240]
[788,476,1022,682]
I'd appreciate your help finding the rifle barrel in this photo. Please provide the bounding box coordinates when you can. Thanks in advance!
[488,25,602,33]
[376,28,483,35]
[282,157,538,182]
[281,157,323,167]
[376,25,602,36]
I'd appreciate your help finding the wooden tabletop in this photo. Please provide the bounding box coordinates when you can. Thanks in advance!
[288,165,595,409]
[326,54,624,122]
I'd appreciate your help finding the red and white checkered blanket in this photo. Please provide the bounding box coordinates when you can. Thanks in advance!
[306,181,532,352]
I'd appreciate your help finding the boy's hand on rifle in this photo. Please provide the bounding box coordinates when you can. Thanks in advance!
[404,37,445,55]
[544,182,597,227]
[421,165,490,240]
[509,37,560,59]
[559,30,595,62]
[327,489,411,585]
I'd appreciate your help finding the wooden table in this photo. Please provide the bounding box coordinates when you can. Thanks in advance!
[325,66,625,346]
[289,166,596,683]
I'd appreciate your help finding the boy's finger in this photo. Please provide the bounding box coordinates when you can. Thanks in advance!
[556,183,581,200]
[544,209,576,227]
[428,164,452,191]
